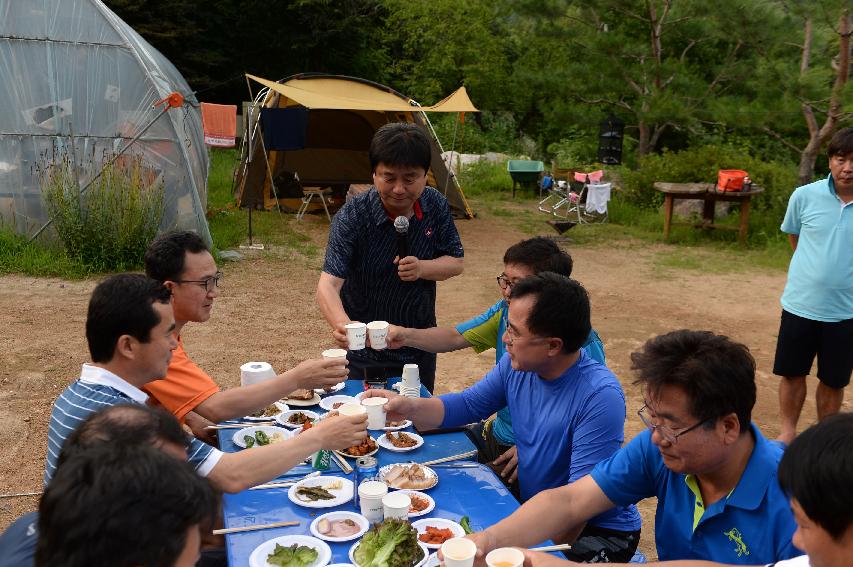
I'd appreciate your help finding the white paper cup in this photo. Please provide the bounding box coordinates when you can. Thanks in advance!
[358,480,388,524]
[366,321,389,350]
[239,361,276,387]
[402,364,420,389]
[338,403,367,416]
[345,322,367,350]
[322,348,348,360]
[485,547,524,567]
[382,491,411,521]
[361,397,388,430]
[441,538,478,567]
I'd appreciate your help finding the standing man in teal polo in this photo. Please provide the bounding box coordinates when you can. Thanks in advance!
[775,127,853,445]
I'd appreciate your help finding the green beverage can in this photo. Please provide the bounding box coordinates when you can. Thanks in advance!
[311,449,331,471]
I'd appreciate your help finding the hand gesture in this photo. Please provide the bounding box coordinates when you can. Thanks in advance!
[307,413,368,451]
[522,549,578,567]
[396,255,421,282]
[385,325,407,349]
[359,389,412,421]
[332,321,353,349]
[493,445,519,483]
[290,357,349,390]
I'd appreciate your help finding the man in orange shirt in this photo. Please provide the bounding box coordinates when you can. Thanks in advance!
[144,231,348,436]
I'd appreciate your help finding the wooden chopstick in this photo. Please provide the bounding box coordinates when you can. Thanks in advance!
[529,544,572,552]
[418,450,477,466]
[205,421,275,430]
[249,471,321,490]
[213,520,299,535]
[331,451,354,474]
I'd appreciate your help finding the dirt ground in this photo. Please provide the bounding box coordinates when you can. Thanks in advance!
[0,211,825,558]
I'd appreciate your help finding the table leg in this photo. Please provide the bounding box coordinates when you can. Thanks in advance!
[663,195,674,240]
[738,197,751,243]
[702,198,716,228]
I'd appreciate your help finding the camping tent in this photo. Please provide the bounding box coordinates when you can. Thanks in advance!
[235,73,476,219]
[0,0,211,243]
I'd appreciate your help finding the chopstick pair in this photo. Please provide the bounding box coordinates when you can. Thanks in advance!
[529,543,572,552]
[418,450,478,466]
[205,421,275,430]
[213,520,299,535]
[249,471,321,490]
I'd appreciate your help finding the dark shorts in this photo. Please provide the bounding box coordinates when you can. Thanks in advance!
[346,351,436,393]
[465,418,521,500]
[773,310,853,389]
[562,524,641,563]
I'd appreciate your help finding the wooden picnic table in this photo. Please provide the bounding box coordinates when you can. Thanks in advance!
[653,182,764,244]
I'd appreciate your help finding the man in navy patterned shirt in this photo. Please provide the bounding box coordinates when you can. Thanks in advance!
[316,123,464,391]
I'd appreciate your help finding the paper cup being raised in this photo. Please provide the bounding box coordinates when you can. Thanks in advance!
[441,538,478,567]
[382,491,411,521]
[485,547,524,567]
[358,480,388,524]
[402,364,420,388]
[322,348,348,360]
[366,321,389,350]
[338,403,367,417]
[240,361,277,387]
[361,397,388,430]
[345,322,367,350]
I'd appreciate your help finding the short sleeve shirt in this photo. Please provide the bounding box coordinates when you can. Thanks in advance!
[591,425,799,564]
[780,174,853,321]
[323,187,463,366]
[143,337,220,422]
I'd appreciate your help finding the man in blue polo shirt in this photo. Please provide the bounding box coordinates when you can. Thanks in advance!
[468,330,798,565]
[775,128,853,445]
[316,122,464,392]
[365,274,642,562]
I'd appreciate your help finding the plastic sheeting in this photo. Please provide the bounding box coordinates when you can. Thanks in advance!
[0,0,211,243]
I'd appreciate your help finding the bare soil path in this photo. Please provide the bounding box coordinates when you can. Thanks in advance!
[0,210,823,558]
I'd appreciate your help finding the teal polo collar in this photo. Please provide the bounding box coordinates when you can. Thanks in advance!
[725,423,780,511]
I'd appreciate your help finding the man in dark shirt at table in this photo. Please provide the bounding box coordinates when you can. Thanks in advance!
[316,122,465,392]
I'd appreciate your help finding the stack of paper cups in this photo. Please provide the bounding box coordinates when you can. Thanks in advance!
[240,362,276,387]
[358,480,388,524]
[400,364,420,397]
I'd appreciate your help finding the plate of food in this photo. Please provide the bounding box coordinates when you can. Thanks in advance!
[319,395,359,412]
[277,410,319,429]
[310,511,370,543]
[315,382,346,395]
[379,464,438,490]
[233,425,292,449]
[411,518,465,549]
[288,476,354,508]
[248,534,332,567]
[348,520,429,567]
[246,401,289,420]
[377,432,423,453]
[335,436,378,459]
[284,389,322,407]
[396,490,435,518]
[382,419,412,431]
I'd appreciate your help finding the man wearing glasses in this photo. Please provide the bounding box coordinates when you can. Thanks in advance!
[144,231,350,436]
[467,330,798,565]
[385,237,605,494]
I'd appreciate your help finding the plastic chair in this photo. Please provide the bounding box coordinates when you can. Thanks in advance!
[296,187,332,221]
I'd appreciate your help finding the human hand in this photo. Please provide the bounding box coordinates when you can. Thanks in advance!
[332,321,352,348]
[359,389,412,420]
[184,411,218,445]
[522,550,578,567]
[440,531,494,567]
[396,255,421,282]
[290,357,349,390]
[307,413,368,451]
[493,445,519,483]
[385,325,407,349]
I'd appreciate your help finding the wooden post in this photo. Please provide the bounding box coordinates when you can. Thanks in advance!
[738,196,751,243]
[663,194,674,240]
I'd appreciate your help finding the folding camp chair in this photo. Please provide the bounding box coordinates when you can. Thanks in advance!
[296,187,332,221]
[538,179,571,215]
[566,170,610,224]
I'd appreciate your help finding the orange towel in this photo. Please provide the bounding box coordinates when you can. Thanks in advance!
[200,103,237,147]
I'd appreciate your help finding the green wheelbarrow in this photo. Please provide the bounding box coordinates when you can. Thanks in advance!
[507,160,544,197]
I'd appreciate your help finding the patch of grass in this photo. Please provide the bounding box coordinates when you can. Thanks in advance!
[208,148,239,208]
[0,227,93,278]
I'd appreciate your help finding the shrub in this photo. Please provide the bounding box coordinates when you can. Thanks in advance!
[40,153,165,271]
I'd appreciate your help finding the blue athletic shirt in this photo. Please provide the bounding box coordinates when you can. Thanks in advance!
[591,425,799,564]
[438,351,641,532]
[780,174,853,322]
[455,298,606,445]
[0,511,37,567]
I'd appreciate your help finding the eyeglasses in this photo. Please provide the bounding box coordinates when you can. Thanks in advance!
[496,274,515,290]
[172,271,223,293]
[504,324,548,347]
[637,404,713,445]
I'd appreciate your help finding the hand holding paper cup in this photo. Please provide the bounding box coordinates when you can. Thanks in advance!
[322,348,348,360]
[485,547,524,567]
[345,322,367,350]
[366,321,389,349]
[338,403,367,417]
[361,397,388,430]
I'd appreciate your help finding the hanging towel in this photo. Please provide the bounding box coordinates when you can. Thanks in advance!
[260,108,309,151]
[200,103,237,147]
[585,182,611,214]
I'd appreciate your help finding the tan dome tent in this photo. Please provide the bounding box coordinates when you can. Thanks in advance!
[235,73,476,219]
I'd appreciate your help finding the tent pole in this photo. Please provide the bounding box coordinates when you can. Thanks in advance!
[442,113,460,196]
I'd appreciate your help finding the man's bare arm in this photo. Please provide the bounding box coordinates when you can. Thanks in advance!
[387,325,471,353]
[788,234,798,252]
[416,255,464,281]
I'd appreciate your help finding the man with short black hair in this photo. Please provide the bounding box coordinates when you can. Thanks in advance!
[364,274,641,562]
[775,126,853,444]
[467,330,798,565]
[316,122,465,391]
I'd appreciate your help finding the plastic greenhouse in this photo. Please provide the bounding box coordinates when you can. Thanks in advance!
[0,0,211,242]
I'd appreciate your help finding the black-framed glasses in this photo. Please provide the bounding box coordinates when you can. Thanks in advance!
[173,271,223,293]
[496,274,514,290]
[638,404,712,445]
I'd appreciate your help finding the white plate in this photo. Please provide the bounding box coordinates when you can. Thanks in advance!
[382,419,413,431]
[349,540,429,567]
[319,395,359,412]
[288,476,354,508]
[411,518,465,550]
[233,425,292,449]
[376,432,424,453]
[335,436,379,459]
[315,382,346,395]
[245,401,290,421]
[249,534,332,567]
[396,490,435,518]
[284,393,322,407]
[379,464,438,490]
[310,511,370,542]
[277,410,320,429]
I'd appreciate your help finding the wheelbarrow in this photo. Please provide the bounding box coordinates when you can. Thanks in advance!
[507,160,544,197]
